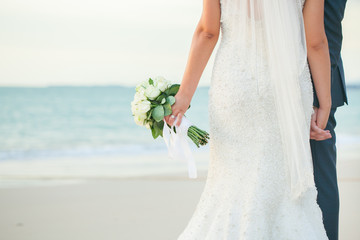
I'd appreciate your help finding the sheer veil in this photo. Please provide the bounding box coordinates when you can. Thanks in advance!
[220,0,315,199]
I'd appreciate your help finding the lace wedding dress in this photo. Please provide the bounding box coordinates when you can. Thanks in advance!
[177,0,329,239]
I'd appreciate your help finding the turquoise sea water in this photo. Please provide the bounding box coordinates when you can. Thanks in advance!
[0,86,359,162]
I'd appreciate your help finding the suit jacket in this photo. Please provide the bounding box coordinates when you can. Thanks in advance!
[312,0,348,108]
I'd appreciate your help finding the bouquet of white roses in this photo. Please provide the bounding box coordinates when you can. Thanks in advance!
[130,76,209,148]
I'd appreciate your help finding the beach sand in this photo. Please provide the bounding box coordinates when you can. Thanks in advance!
[0,154,359,240]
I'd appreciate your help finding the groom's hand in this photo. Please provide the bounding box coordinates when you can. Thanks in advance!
[310,107,332,141]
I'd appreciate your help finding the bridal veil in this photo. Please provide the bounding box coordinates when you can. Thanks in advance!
[220,0,315,199]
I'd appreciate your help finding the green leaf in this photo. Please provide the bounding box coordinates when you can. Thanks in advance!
[155,93,165,103]
[152,105,164,122]
[146,108,154,120]
[148,78,154,85]
[155,120,164,137]
[167,84,180,96]
[151,120,164,139]
[166,96,175,105]
[151,125,159,139]
[163,102,172,116]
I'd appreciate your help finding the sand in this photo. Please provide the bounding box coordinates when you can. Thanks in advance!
[0,158,359,240]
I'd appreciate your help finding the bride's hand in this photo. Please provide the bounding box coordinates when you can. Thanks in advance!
[315,105,331,130]
[310,107,332,141]
[164,92,191,127]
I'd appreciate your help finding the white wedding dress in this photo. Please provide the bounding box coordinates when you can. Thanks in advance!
[177,0,329,239]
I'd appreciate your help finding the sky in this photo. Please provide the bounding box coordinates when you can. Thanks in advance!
[0,0,359,87]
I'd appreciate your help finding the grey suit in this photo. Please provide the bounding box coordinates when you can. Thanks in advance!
[310,0,348,240]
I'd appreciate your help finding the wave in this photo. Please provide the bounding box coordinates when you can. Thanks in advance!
[0,144,169,161]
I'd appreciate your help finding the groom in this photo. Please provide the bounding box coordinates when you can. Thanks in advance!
[310,0,348,240]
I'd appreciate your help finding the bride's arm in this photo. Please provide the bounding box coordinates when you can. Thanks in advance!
[303,0,331,130]
[165,0,221,127]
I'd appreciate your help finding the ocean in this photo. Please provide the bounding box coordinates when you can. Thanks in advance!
[0,86,359,182]
[0,86,211,161]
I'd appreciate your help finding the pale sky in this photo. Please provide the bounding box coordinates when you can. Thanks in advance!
[0,0,359,87]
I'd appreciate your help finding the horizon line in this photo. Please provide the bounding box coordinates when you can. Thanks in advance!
[0,83,360,88]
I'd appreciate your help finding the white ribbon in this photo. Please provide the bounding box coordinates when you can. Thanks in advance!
[162,115,197,178]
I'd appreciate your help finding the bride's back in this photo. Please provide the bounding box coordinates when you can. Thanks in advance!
[210,0,315,200]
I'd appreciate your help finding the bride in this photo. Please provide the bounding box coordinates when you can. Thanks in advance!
[165,0,331,239]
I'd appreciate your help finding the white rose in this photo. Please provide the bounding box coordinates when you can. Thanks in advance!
[144,85,161,100]
[135,83,143,92]
[131,100,150,117]
[138,87,146,97]
[154,76,165,82]
[133,106,142,116]
[131,100,138,114]
[154,76,169,92]
[136,80,149,92]
[134,91,146,102]
[133,112,147,126]
[138,100,151,114]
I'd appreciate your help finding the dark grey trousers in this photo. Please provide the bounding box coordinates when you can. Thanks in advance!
[310,107,339,240]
